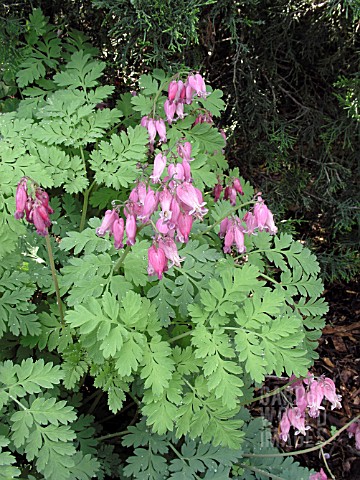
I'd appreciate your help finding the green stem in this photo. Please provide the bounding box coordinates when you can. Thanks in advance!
[79,180,96,232]
[79,145,87,175]
[193,200,256,239]
[169,330,192,344]
[238,463,285,480]
[241,377,299,406]
[113,244,132,273]
[167,443,202,480]
[88,391,103,415]
[97,430,128,442]
[242,414,360,458]
[8,394,28,410]
[258,272,279,284]
[45,234,65,326]
[113,224,147,273]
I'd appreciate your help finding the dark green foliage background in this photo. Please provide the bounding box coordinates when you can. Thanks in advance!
[1,0,359,282]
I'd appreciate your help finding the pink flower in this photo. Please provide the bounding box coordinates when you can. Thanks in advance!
[175,102,184,119]
[112,218,125,249]
[32,206,49,236]
[309,468,328,480]
[168,80,184,104]
[287,407,310,436]
[347,420,360,450]
[253,196,278,234]
[169,198,180,228]
[147,118,157,145]
[168,81,179,103]
[176,182,208,219]
[224,186,237,206]
[194,112,213,126]
[96,209,119,237]
[155,119,167,143]
[233,178,244,195]
[254,196,269,230]
[125,214,137,245]
[295,385,308,414]
[36,204,52,227]
[14,178,28,219]
[138,190,159,223]
[140,115,149,128]
[264,209,278,235]
[182,159,192,182]
[148,244,167,280]
[307,381,325,418]
[158,237,184,267]
[318,377,342,410]
[168,163,185,183]
[223,223,235,253]
[176,212,193,243]
[150,153,167,184]
[185,83,195,104]
[213,183,223,202]
[243,212,257,235]
[25,198,34,222]
[279,409,291,442]
[177,142,193,162]
[219,217,229,238]
[159,188,173,223]
[187,73,207,98]
[156,217,172,235]
[234,223,246,253]
[164,99,177,123]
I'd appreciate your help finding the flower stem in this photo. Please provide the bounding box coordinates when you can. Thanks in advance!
[241,378,299,406]
[113,244,132,273]
[241,414,360,458]
[321,446,335,479]
[113,224,147,273]
[79,180,96,232]
[45,234,65,326]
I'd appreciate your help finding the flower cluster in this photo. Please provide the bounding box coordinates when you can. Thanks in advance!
[142,73,208,147]
[218,193,278,255]
[279,374,342,442]
[164,73,207,124]
[96,140,208,280]
[14,177,53,236]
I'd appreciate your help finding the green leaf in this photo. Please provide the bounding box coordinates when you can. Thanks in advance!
[89,126,148,188]
[53,50,105,89]
[0,359,63,404]
[69,452,100,480]
[123,240,149,287]
[185,123,225,153]
[0,435,21,479]
[131,94,154,114]
[141,335,175,396]
[59,218,112,255]
[199,89,226,117]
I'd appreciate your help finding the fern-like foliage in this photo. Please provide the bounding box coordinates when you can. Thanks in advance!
[0,358,100,479]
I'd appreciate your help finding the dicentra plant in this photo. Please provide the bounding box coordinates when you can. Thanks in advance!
[1,9,355,480]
